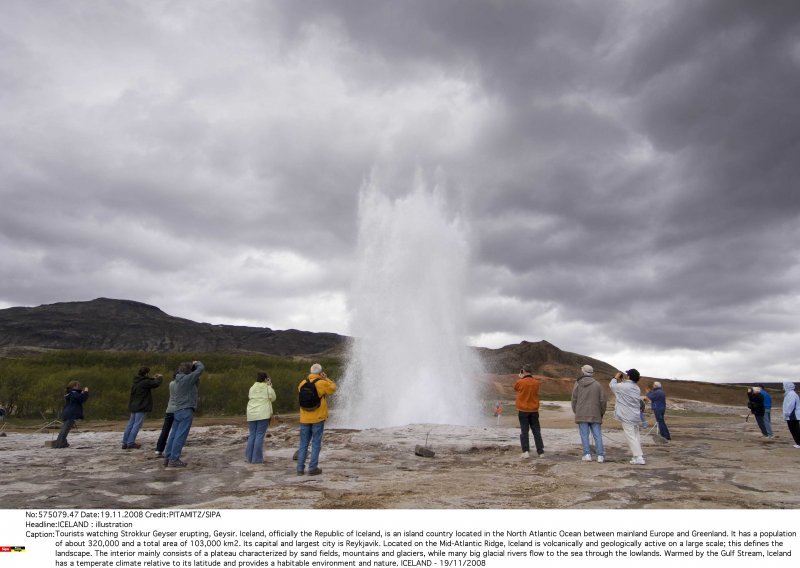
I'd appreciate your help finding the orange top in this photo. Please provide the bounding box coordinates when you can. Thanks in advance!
[514,375,541,412]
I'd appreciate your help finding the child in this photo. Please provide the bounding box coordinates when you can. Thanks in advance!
[53,381,89,448]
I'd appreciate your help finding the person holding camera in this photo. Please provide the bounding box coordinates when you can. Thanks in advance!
[163,360,204,467]
[122,367,163,450]
[610,369,646,465]
[746,387,769,437]
[296,363,337,476]
[514,366,544,459]
[245,372,277,464]
[646,382,670,442]
[53,381,89,449]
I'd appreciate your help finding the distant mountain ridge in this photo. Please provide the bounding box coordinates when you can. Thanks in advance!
[0,299,621,377]
[0,298,348,357]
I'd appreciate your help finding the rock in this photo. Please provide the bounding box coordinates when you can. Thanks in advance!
[414,445,435,458]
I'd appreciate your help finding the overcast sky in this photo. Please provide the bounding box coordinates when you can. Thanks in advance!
[2,1,799,382]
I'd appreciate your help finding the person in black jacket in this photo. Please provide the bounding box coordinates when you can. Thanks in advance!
[53,381,89,449]
[121,367,163,449]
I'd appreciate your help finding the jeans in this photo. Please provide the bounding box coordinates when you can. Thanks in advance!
[754,413,768,436]
[156,413,174,453]
[245,419,270,463]
[297,421,325,472]
[640,412,648,428]
[764,410,773,437]
[53,419,75,448]
[164,408,194,462]
[518,411,544,454]
[621,422,643,458]
[578,422,604,457]
[122,412,145,446]
[653,409,671,440]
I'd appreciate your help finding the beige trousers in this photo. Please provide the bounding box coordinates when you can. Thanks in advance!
[621,422,643,458]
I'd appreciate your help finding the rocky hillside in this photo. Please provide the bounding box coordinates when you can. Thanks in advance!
[476,340,619,379]
[0,298,347,357]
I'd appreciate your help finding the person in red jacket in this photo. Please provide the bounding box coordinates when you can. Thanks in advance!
[514,366,544,458]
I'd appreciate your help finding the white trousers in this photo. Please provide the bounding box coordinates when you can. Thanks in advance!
[621,422,643,458]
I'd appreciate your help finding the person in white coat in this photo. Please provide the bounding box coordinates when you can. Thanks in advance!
[610,369,646,465]
[245,372,277,464]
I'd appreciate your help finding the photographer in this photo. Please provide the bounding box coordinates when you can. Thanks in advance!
[245,372,277,464]
[514,366,544,459]
[746,387,769,437]
[163,360,204,467]
[122,367,163,450]
[53,381,89,449]
[610,369,646,465]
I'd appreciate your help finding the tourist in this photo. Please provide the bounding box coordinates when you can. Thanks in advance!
[610,369,645,465]
[781,382,800,449]
[296,363,337,476]
[163,361,205,467]
[759,384,774,438]
[53,381,89,449]
[154,373,176,458]
[122,367,163,450]
[245,372,277,464]
[646,382,671,441]
[493,401,503,425]
[571,364,607,463]
[747,387,769,437]
[514,366,544,459]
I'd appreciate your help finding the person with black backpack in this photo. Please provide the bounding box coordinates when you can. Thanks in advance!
[296,363,337,476]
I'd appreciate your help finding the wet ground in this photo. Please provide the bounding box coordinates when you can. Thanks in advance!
[1,401,798,509]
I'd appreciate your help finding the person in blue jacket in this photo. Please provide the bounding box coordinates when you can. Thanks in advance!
[758,384,774,438]
[646,382,670,441]
[53,381,89,448]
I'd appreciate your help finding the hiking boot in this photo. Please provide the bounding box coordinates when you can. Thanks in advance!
[629,456,646,465]
[121,444,128,450]
[168,459,187,468]
[308,467,322,476]
[127,442,141,449]
[597,456,605,463]
[296,470,305,476]
[520,451,530,459]
[582,454,592,462]
[537,452,544,458]
[154,451,163,458]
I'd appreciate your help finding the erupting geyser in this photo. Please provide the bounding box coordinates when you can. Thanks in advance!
[334,181,482,428]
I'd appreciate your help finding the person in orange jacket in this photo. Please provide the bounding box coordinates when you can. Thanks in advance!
[514,366,544,458]
[296,363,337,476]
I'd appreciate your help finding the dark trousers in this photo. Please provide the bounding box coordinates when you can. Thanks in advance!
[787,420,800,445]
[518,411,544,454]
[654,409,671,440]
[754,413,768,436]
[53,419,75,448]
[156,413,175,453]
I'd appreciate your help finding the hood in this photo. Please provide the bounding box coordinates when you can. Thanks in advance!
[577,375,596,387]
[784,382,796,392]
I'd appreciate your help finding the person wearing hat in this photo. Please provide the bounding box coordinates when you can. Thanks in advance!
[296,363,337,476]
[610,369,646,465]
[514,366,544,459]
[571,365,607,463]
[646,381,670,441]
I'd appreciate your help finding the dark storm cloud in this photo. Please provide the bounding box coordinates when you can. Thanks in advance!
[1,0,798,378]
